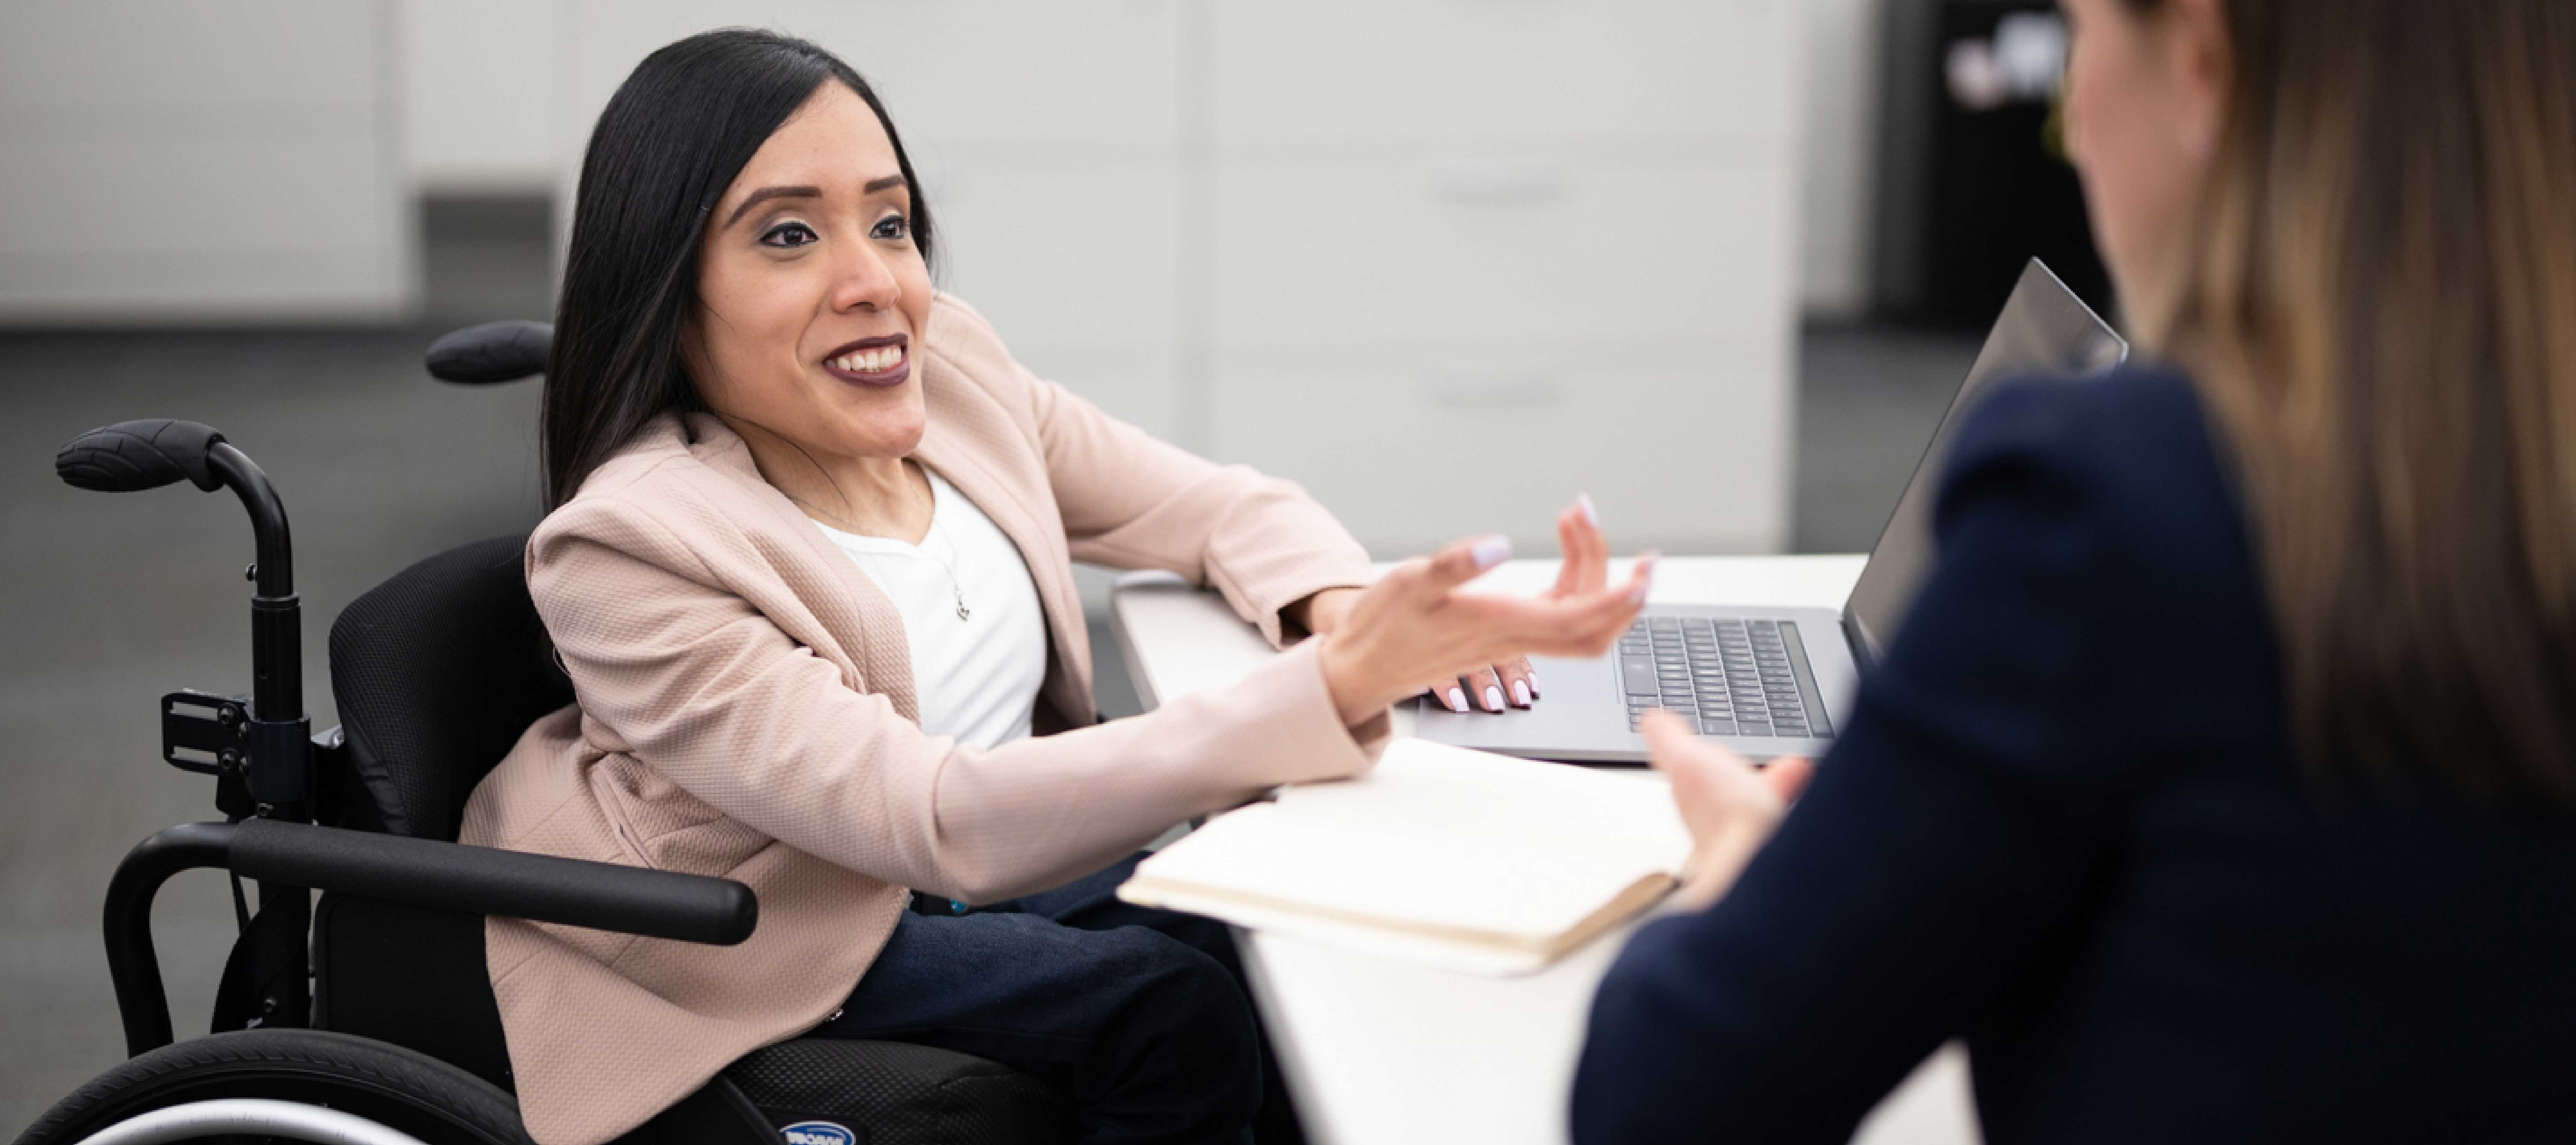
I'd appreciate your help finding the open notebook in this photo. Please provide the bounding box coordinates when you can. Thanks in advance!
[1117,738,1693,975]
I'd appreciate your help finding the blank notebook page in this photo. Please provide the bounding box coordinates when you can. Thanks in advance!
[1128,738,1692,945]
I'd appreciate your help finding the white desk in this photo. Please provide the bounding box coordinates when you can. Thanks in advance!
[1109,555,1979,1145]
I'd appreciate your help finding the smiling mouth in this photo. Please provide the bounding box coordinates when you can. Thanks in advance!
[819,334,910,388]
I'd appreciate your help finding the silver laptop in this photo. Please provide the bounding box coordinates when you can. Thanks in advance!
[1417,260,2127,763]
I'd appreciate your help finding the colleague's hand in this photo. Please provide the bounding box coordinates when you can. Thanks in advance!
[1641,709,1814,910]
[1315,505,1654,728]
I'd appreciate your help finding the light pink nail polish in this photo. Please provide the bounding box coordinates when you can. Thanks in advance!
[1484,685,1506,712]
[1628,552,1659,604]
[1512,680,1532,707]
[1470,535,1513,570]
[1447,687,1468,712]
[1578,493,1600,527]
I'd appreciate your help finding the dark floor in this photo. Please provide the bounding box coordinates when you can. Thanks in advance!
[0,319,1974,1128]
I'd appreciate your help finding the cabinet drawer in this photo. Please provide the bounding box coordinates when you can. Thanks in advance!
[1211,0,1794,146]
[1208,345,1791,555]
[560,0,1182,156]
[1211,158,1795,347]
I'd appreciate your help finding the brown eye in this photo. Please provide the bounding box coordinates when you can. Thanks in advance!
[760,221,819,248]
[870,214,910,242]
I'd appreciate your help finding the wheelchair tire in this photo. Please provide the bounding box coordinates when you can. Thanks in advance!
[13,1030,531,1145]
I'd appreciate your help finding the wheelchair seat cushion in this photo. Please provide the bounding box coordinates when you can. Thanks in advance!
[724,1039,1072,1145]
[329,533,570,840]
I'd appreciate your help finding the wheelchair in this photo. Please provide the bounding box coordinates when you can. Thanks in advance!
[15,322,1073,1145]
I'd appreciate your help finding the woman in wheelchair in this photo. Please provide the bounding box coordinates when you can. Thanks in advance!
[463,28,1652,1145]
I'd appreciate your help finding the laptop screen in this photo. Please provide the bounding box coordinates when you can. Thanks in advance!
[1841,260,2129,665]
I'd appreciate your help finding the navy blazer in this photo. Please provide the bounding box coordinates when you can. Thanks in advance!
[1572,370,2576,1144]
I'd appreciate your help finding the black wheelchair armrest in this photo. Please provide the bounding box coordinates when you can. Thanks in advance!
[227,819,757,944]
[106,819,757,1055]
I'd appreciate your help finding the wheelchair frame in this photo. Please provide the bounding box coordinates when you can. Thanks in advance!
[58,416,760,1065]
[21,329,767,1144]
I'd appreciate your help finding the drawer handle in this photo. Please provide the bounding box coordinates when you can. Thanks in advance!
[1422,368,1566,407]
[1428,158,1570,203]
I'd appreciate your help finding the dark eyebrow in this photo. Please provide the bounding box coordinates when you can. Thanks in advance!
[720,176,909,229]
[722,185,820,228]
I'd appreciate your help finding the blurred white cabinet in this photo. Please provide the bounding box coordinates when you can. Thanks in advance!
[549,0,1799,553]
[0,1,413,323]
[1204,0,1800,554]
[1207,0,1796,145]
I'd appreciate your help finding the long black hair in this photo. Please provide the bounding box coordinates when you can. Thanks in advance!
[542,28,936,508]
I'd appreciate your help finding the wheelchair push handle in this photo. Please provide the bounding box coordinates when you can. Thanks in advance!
[56,417,307,811]
[425,319,551,384]
[53,419,294,599]
[56,418,229,494]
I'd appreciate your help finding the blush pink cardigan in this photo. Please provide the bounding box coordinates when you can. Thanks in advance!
[459,294,1384,1145]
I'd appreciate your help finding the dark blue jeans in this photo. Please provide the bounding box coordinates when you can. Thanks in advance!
[810,855,1286,1145]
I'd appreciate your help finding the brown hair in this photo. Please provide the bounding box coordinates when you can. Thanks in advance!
[2124,0,2576,798]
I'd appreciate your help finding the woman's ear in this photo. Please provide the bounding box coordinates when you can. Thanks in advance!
[2169,0,2233,161]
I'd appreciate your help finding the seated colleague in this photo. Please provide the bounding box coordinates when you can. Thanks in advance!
[1575,0,2576,1141]
[461,29,1654,1145]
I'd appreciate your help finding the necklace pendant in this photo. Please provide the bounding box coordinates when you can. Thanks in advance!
[956,598,972,622]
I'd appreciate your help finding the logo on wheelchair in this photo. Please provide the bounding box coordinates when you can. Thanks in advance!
[781,1120,860,1145]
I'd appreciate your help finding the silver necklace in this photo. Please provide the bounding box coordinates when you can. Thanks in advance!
[792,478,971,622]
[918,513,972,622]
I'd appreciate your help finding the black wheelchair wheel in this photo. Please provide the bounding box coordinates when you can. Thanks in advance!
[13,1029,531,1145]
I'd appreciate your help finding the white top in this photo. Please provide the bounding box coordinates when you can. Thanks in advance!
[812,470,1048,749]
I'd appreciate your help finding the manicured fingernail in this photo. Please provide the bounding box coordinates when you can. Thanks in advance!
[1470,535,1513,570]
[1628,552,1659,605]
[1447,687,1469,712]
[1484,685,1506,712]
[1577,493,1599,527]
[1512,680,1532,706]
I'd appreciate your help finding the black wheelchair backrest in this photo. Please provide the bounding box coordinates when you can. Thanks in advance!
[328,534,571,840]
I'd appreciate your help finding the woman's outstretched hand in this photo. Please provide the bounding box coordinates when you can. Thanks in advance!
[1315,499,1655,728]
[1301,494,1634,714]
[1641,709,1814,910]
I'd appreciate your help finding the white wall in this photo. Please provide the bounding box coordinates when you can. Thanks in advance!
[0,0,413,323]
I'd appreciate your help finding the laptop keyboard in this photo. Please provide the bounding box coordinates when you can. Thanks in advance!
[1617,616,1833,740]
